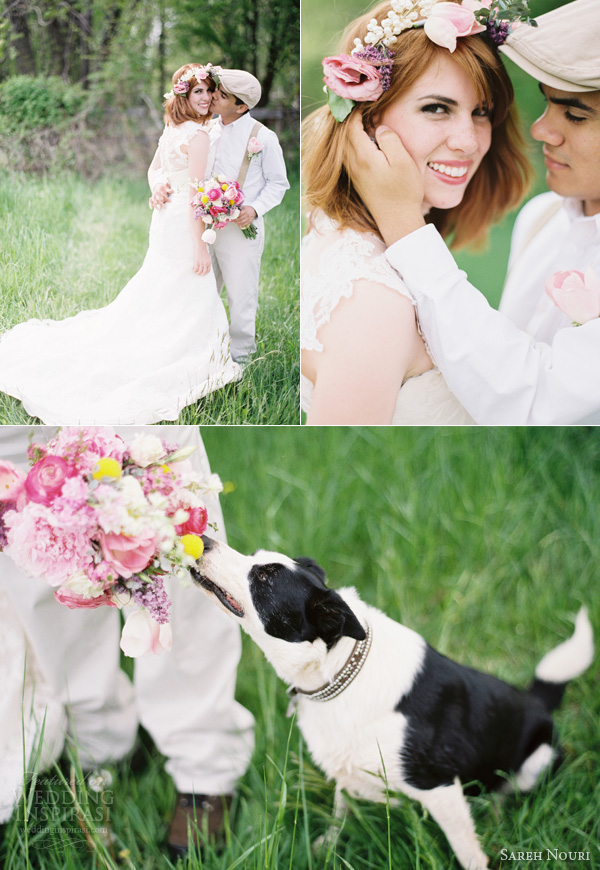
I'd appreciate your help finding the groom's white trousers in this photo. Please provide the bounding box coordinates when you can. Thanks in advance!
[0,426,254,798]
[210,217,265,361]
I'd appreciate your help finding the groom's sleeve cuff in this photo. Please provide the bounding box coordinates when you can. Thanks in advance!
[385,225,463,299]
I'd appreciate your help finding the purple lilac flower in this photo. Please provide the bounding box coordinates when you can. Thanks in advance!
[354,45,395,92]
[129,574,172,624]
[486,19,510,46]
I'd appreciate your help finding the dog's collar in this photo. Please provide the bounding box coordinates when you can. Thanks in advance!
[286,623,372,716]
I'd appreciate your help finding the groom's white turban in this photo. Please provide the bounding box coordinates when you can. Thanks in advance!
[500,0,600,93]
[218,69,261,109]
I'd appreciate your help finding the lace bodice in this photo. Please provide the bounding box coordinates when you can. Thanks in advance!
[301,212,414,352]
[301,211,475,425]
[156,120,219,185]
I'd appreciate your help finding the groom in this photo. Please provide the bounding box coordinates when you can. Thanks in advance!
[208,69,289,363]
[349,0,600,425]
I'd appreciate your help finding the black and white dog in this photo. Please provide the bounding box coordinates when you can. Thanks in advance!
[192,538,594,870]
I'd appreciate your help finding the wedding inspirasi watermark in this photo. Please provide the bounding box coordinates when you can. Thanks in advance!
[20,770,114,847]
[499,848,593,862]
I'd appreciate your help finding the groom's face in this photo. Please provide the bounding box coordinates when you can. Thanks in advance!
[212,86,247,124]
[531,84,600,217]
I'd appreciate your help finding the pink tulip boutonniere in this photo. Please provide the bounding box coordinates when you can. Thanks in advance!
[545,266,600,326]
[247,137,263,161]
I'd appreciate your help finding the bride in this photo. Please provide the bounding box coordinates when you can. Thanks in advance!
[301,0,532,425]
[0,63,240,425]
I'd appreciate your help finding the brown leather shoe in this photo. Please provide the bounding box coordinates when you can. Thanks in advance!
[167,792,233,858]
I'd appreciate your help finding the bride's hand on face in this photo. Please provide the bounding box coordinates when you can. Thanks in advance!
[193,242,212,276]
[346,114,425,246]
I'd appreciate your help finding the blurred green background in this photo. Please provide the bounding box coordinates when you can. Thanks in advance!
[301,0,569,307]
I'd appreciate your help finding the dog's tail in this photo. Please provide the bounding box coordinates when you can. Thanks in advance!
[528,608,594,713]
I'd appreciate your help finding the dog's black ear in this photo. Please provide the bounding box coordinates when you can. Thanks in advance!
[308,589,366,646]
[295,557,328,586]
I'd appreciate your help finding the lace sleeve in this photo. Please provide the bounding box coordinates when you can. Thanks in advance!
[301,219,415,352]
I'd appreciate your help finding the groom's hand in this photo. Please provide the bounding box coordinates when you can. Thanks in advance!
[234,206,257,229]
[149,182,173,210]
[345,114,425,246]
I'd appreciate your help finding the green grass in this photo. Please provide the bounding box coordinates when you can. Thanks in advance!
[2,427,598,869]
[0,171,299,425]
[301,0,570,307]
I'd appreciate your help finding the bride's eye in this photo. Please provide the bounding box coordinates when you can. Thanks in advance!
[421,103,449,115]
[473,104,491,118]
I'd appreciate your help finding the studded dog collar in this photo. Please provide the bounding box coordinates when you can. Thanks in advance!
[286,623,372,716]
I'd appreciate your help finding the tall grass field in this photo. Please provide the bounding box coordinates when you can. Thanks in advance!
[0,170,299,425]
[1,427,598,869]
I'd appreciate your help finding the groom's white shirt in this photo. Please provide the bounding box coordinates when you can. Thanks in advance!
[385,194,600,425]
[209,111,289,216]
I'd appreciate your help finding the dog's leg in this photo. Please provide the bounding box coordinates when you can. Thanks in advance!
[312,786,347,854]
[410,778,488,870]
[499,742,557,795]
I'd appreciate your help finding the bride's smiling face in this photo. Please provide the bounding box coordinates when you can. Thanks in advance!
[188,82,213,116]
[378,53,492,212]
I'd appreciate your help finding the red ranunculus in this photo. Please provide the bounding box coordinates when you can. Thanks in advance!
[175,506,208,536]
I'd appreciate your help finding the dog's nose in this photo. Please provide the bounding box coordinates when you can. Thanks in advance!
[201,535,215,551]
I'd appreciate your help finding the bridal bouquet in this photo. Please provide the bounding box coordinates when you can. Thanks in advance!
[0,428,219,657]
[191,175,258,242]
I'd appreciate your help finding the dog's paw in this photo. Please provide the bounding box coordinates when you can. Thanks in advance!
[312,826,340,855]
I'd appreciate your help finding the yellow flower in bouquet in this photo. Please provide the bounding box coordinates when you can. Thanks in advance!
[93,458,122,480]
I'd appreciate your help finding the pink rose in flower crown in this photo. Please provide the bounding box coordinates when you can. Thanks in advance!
[0,461,26,504]
[25,456,69,506]
[99,531,157,578]
[173,81,190,95]
[322,54,384,102]
[175,506,208,537]
[424,2,486,53]
[545,266,600,325]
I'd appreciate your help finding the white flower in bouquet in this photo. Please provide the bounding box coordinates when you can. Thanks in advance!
[128,433,167,467]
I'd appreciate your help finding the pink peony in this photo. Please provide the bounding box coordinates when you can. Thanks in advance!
[545,266,600,325]
[25,456,69,506]
[322,54,384,102]
[424,2,485,52]
[44,428,126,475]
[0,461,26,504]
[120,609,173,657]
[175,506,208,537]
[55,586,116,610]
[99,530,157,578]
[4,502,93,586]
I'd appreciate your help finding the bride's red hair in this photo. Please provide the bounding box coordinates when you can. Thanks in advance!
[302,2,532,249]
[164,64,216,127]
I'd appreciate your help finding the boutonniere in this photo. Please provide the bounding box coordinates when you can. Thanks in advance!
[545,266,600,326]
[247,137,263,161]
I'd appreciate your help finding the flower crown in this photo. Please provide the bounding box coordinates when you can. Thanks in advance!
[164,63,223,101]
[323,0,535,122]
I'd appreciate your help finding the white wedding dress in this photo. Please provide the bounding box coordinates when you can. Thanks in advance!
[301,212,475,425]
[0,120,240,424]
